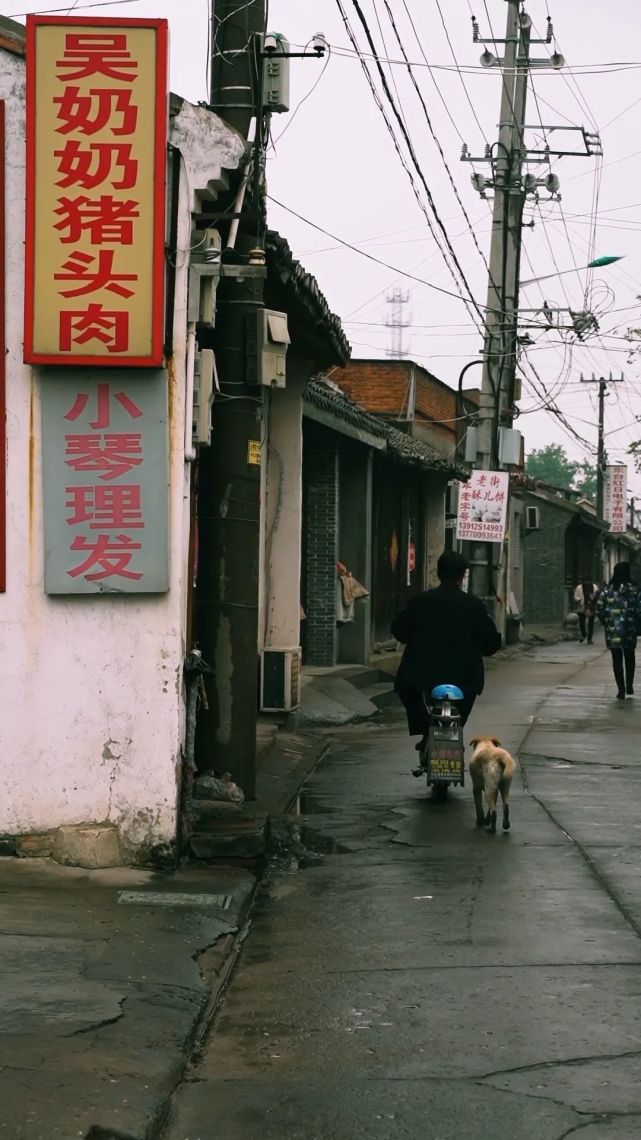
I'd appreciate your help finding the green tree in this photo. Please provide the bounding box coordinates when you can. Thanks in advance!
[525,444,597,500]
[574,462,597,500]
[525,444,579,488]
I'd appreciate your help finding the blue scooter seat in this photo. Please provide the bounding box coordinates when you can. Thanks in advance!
[430,683,464,701]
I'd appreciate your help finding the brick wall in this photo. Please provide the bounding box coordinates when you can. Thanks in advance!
[302,421,339,665]
[522,495,569,623]
[413,418,454,451]
[415,374,456,426]
[338,360,412,415]
[338,360,475,454]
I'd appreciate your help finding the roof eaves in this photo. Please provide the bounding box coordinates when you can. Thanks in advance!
[266,231,350,365]
[0,16,26,56]
[386,424,468,478]
[304,380,468,479]
[304,379,387,440]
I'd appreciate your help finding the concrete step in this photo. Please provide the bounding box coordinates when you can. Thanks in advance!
[304,665,384,690]
[360,681,401,710]
[188,733,328,863]
[189,811,268,861]
[334,666,386,690]
[299,676,379,726]
[256,722,279,767]
[369,651,402,678]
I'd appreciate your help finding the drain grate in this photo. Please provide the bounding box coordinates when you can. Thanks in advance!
[117,890,232,910]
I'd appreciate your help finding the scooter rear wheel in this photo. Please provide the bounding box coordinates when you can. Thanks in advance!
[431,781,449,802]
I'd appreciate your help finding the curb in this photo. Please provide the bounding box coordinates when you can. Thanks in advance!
[147,890,257,1140]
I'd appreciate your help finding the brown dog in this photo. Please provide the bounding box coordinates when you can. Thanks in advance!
[469,736,517,834]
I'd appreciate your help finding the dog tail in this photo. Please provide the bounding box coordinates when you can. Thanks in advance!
[498,752,517,779]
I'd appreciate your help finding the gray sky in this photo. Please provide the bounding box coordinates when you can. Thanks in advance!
[9,0,641,496]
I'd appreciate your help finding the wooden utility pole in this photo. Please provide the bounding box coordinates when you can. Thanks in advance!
[196,0,267,797]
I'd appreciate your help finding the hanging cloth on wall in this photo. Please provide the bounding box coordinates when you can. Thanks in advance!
[336,562,370,623]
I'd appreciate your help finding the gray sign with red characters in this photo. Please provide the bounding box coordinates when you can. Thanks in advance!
[41,370,169,593]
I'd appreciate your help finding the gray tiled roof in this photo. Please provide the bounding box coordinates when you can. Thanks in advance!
[266,231,351,364]
[304,379,468,477]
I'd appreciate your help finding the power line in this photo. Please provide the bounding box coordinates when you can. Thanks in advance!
[524,87,582,130]
[561,215,641,297]
[601,93,641,132]
[297,222,493,256]
[318,43,641,76]
[371,0,410,134]
[9,0,142,12]
[339,0,485,330]
[380,0,493,284]
[267,194,495,313]
[270,47,332,146]
[544,14,599,132]
[431,0,490,145]
[333,0,479,325]
[563,147,641,185]
[521,355,598,455]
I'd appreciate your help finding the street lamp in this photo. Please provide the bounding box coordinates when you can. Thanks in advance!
[521,255,623,287]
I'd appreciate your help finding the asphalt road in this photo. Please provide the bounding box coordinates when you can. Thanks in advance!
[163,638,641,1140]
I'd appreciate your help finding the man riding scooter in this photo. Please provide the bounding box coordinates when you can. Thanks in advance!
[391,550,501,756]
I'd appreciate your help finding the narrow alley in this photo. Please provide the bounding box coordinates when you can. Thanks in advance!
[163,641,641,1140]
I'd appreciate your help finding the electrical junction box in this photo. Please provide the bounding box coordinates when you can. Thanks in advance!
[260,647,301,712]
[188,227,221,327]
[262,35,290,112]
[498,427,522,467]
[193,348,215,446]
[247,309,290,388]
[464,425,479,463]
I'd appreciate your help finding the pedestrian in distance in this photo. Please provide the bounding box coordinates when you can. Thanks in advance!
[391,549,502,749]
[596,561,641,700]
[573,574,597,644]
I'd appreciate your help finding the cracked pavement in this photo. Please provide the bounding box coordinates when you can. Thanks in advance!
[162,640,641,1140]
[0,859,255,1138]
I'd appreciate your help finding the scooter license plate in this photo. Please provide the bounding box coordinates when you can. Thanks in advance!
[429,745,464,781]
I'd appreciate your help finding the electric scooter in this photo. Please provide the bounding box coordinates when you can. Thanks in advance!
[411,683,465,800]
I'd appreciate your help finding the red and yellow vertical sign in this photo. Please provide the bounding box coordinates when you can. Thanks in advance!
[24,17,168,367]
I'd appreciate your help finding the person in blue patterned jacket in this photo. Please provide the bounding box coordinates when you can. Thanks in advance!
[596,561,641,700]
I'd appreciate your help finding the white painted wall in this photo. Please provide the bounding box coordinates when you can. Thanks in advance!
[0,53,244,857]
[425,477,447,587]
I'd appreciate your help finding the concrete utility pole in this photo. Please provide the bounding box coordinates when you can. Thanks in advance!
[464,1,531,622]
[196,0,268,798]
[463,6,599,629]
[209,0,261,135]
[597,381,606,519]
[580,373,624,519]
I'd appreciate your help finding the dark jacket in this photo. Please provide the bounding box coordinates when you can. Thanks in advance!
[392,584,501,695]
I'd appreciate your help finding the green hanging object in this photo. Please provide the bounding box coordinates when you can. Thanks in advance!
[587,255,623,268]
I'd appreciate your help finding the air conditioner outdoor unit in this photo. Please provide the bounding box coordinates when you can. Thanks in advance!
[260,647,301,712]
[526,505,540,531]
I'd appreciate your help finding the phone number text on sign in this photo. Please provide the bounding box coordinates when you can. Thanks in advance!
[455,470,509,544]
